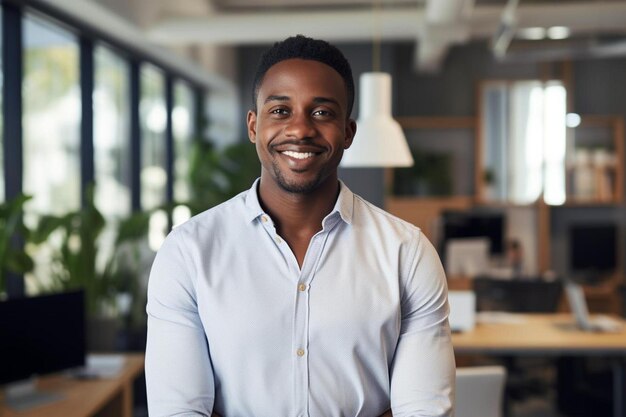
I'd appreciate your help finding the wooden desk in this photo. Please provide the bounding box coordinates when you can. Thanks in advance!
[453,313,626,355]
[0,353,144,417]
[452,314,626,417]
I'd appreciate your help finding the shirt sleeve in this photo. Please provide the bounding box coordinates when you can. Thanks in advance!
[389,231,456,417]
[145,228,215,417]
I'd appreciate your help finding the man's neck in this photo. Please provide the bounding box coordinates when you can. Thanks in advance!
[257,176,339,238]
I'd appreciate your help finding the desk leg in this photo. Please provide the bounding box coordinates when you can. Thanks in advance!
[122,381,134,417]
[613,358,625,417]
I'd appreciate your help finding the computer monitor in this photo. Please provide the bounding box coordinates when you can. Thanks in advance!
[473,277,562,313]
[0,290,85,409]
[441,210,505,256]
[569,223,617,283]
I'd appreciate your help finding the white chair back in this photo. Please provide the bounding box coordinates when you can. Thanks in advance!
[455,366,506,417]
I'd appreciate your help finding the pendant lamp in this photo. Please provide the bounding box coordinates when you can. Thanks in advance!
[341,72,414,167]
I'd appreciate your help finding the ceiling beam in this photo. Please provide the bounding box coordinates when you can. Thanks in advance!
[146,1,626,46]
[147,8,429,45]
[142,1,626,73]
[416,0,474,72]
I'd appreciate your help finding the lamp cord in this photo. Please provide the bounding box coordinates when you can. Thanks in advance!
[372,0,382,72]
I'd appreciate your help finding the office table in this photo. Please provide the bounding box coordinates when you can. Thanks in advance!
[452,314,626,417]
[0,353,144,417]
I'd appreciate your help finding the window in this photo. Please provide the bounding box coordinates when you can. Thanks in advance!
[94,45,131,219]
[139,64,167,211]
[0,3,212,301]
[140,65,167,250]
[0,9,4,203]
[22,14,80,293]
[173,80,195,203]
[22,14,80,217]
[94,44,131,271]
[481,80,566,205]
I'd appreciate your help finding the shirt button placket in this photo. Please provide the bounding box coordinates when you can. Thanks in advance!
[293,234,325,417]
[293,276,309,417]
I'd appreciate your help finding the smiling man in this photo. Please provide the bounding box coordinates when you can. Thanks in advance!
[145,35,455,417]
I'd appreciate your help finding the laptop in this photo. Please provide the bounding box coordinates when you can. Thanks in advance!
[564,282,623,333]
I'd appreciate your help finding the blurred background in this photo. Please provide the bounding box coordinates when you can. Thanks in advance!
[2,0,626,416]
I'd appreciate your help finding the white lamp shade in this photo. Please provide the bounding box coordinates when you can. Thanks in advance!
[341,72,414,168]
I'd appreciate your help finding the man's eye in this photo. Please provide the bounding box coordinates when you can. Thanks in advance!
[270,108,289,115]
[313,110,332,117]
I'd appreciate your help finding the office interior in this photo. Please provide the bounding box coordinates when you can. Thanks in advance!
[1,0,626,416]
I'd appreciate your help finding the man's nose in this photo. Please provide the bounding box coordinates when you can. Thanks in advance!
[284,112,316,139]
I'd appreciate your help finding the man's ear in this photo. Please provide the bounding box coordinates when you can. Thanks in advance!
[344,118,357,149]
[247,110,257,143]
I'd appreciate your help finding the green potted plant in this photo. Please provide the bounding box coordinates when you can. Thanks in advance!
[186,139,260,214]
[0,194,35,297]
[393,148,452,197]
[482,168,497,200]
[30,185,151,349]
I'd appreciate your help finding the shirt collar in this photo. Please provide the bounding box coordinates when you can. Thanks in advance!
[244,178,265,223]
[332,180,354,225]
[243,178,354,225]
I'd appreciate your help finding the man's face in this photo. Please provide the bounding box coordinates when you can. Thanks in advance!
[247,58,356,194]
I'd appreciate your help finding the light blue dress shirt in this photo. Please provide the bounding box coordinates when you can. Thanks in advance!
[145,179,455,417]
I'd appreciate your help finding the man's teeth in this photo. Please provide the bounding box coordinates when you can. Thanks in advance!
[282,151,315,159]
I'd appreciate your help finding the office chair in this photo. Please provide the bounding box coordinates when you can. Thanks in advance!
[455,366,507,417]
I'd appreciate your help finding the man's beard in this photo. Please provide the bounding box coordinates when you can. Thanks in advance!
[271,161,325,194]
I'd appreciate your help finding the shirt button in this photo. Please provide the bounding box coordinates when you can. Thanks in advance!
[261,215,268,222]
[296,349,305,357]
[298,283,307,292]
[275,236,282,244]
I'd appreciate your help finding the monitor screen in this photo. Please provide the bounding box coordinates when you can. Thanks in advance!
[569,224,617,273]
[0,291,86,385]
[441,210,505,255]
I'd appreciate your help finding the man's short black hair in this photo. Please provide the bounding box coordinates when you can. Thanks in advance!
[251,35,355,118]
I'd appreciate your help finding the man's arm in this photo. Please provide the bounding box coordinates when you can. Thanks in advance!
[145,230,216,416]
[389,232,456,417]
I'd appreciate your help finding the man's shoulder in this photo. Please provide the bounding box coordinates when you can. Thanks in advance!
[351,193,422,239]
[174,189,249,235]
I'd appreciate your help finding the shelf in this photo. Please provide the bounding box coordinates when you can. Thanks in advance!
[472,199,541,209]
[556,199,623,207]
[565,115,624,204]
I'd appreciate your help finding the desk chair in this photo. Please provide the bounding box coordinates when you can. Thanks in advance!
[455,366,506,417]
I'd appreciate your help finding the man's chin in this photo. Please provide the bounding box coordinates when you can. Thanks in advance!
[277,179,320,194]
[275,173,324,194]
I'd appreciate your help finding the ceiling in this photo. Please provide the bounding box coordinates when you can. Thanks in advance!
[93,0,626,72]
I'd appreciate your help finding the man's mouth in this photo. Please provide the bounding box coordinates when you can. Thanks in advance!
[281,150,316,160]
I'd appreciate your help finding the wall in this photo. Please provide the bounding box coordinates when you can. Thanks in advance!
[551,57,626,279]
